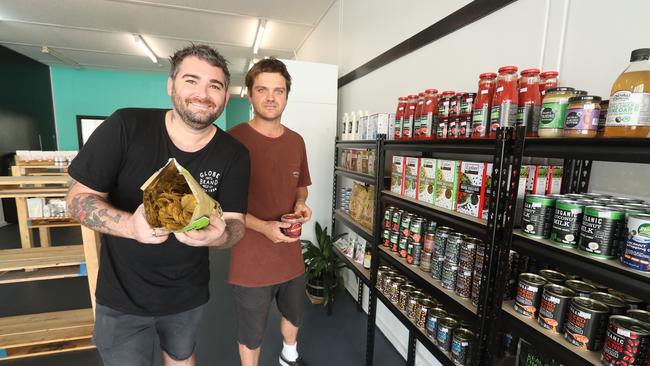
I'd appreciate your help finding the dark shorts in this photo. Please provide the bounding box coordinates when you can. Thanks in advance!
[93,303,205,366]
[233,275,306,349]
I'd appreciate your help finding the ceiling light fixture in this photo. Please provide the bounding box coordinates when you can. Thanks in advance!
[41,46,81,68]
[133,34,158,63]
[253,19,267,55]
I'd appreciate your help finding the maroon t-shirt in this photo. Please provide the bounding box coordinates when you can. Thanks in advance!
[228,123,311,287]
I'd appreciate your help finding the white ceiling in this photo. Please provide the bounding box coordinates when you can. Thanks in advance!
[0,0,335,94]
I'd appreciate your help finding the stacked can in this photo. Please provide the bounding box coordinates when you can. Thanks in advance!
[407,217,425,266]
[471,241,486,306]
[432,226,451,279]
[456,237,479,298]
[441,233,463,290]
[340,188,352,213]
[420,222,437,273]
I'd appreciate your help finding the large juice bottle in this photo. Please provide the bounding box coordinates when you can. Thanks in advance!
[472,72,497,138]
[489,66,519,136]
[604,48,650,137]
[394,97,407,139]
[413,92,426,139]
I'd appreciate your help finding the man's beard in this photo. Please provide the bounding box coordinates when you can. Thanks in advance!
[171,89,221,130]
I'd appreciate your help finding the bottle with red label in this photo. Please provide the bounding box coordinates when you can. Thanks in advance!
[471,72,497,138]
[517,68,542,136]
[489,66,519,135]
[402,94,418,139]
[448,93,463,138]
[394,96,407,139]
[540,71,559,98]
[459,92,476,138]
[413,92,426,138]
[437,91,455,138]
[421,89,438,140]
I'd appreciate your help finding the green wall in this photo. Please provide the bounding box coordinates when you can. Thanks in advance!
[0,46,56,156]
[225,96,251,129]
[50,66,230,150]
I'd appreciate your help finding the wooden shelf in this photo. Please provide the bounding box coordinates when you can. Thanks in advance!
[0,308,94,360]
[0,176,70,186]
[0,188,68,198]
[501,301,601,365]
[0,245,85,272]
[0,266,86,285]
[27,218,79,229]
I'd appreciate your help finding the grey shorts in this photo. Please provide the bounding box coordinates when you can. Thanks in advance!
[93,303,205,366]
[233,275,306,349]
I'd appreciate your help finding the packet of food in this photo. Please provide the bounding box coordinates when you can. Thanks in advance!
[141,158,223,232]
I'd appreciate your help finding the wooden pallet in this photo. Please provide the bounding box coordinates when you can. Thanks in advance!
[0,308,95,360]
[0,245,86,284]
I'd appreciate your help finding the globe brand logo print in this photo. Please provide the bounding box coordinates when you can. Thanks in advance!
[199,171,220,193]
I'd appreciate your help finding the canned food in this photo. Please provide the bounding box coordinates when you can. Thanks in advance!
[410,219,424,243]
[537,269,567,285]
[582,278,609,292]
[578,206,625,259]
[455,269,473,298]
[381,273,396,295]
[564,297,609,351]
[420,251,432,272]
[445,233,463,264]
[521,195,556,239]
[471,274,482,307]
[398,284,417,311]
[590,292,629,315]
[426,307,448,338]
[451,328,474,366]
[626,309,650,326]
[407,291,426,320]
[514,273,548,318]
[621,214,650,272]
[602,315,650,366]
[376,267,393,291]
[384,207,394,229]
[423,232,436,253]
[383,229,391,247]
[437,317,460,351]
[401,214,413,238]
[607,289,645,310]
[390,232,399,252]
[565,280,597,298]
[431,256,445,280]
[416,298,438,329]
[458,238,478,270]
[391,210,403,232]
[538,284,577,333]
[434,227,451,257]
[399,235,409,258]
[550,200,584,247]
[407,242,423,265]
[441,261,459,290]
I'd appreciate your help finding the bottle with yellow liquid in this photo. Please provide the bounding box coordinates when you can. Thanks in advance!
[604,48,650,137]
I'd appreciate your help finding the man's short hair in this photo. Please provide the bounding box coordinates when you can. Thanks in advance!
[169,44,230,87]
[245,58,292,93]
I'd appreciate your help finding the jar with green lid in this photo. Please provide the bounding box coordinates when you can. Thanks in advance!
[564,96,602,137]
[539,87,576,137]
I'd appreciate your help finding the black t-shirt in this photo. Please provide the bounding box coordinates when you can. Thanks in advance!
[69,108,250,316]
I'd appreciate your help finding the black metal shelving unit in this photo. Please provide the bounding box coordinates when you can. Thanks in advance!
[494,136,650,366]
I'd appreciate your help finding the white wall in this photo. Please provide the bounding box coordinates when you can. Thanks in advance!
[297,0,650,364]
[280,59,338,244]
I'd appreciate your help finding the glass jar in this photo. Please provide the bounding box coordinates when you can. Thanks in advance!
[413,92,426,139]
[402,94,418,139]
[490,66,519,136]
[563,96,602,138]
[472,72,497,137]
[604,48,650,137]
[517,68,542,137]
[540,70,559,97]
[538,87,576,138]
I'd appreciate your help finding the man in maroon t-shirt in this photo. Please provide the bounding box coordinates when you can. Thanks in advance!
[228,58,311,366]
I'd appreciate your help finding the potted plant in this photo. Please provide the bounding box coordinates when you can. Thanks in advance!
[302,222,346,306]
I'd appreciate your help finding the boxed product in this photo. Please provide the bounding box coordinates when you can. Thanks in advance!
[47,199,67,217]
[359,115,369,140]
[526,165,549,195]
[456,161,491,218]
[546,165,563,194]
[515,165,532,226]
[349,182,375,230]
[390,156,405,195]
[349,150,358,172]
[434,159,460,210]
[335,236,355,258]
[26,197,45,218]
[372,113,393,139]
[368,150,376,176]
[359,150,369,174]
[417,158,436,205]
[354,238,366,265]
[403,157,421,199]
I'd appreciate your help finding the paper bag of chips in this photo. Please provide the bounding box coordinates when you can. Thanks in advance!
[141,158,223,232]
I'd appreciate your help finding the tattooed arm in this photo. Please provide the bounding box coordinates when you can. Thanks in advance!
[173,212,245,249]
[66,180,169,244]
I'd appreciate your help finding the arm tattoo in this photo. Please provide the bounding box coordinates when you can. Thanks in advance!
[69,195,122,235]
[217,219,246,249]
